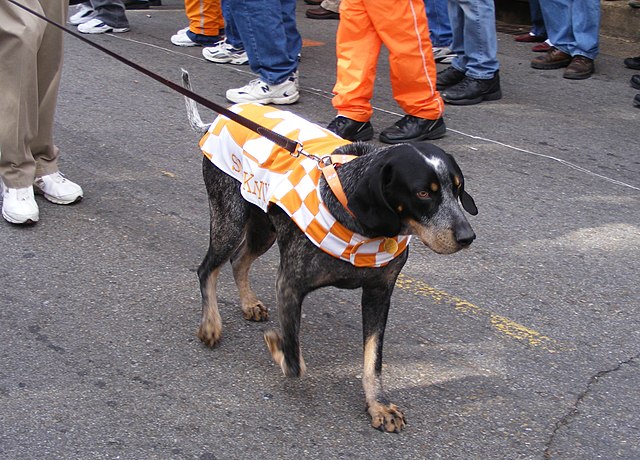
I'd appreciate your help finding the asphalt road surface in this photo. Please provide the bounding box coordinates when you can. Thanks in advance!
[1,2,639,459]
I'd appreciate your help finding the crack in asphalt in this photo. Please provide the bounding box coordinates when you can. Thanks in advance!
[543,352,640,459]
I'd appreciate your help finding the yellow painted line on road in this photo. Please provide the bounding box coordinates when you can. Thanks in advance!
[395,274,559,352]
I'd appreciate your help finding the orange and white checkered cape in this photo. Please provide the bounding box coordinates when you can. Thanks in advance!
[199,103,411,268]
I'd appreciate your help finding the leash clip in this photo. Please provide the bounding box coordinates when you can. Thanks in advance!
[292,143,325,165]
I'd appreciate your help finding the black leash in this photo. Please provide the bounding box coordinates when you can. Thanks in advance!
[7,0,301,155]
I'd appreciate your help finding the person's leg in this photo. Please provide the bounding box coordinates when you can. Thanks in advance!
[454,0,498,79]
[0,0,45,188]
[447,0,468,73]
[185,0,224,45]
[568,0,599,59]
[227,0,300,85]
[281,0,302,66]
[222,0,242,48]
[425,0,452,47]
[373,0,443,120]
[529,0,547,38]
[331,0,381,122]
[538,0,570,55]
[88,0,129,28]
[32,0,69,179]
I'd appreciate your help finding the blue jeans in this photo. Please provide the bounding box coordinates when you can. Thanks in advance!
[529,0,546,38]
[425,0,452,47]
[539,0,600,59]
[224,0,301,85]
[447,0,499,79]
[222,0,242,49]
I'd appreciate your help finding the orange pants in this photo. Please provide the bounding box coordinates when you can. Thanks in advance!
[332,0,443,122]
[185,0,223,37]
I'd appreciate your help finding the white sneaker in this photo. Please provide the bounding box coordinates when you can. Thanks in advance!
[226,74,299,105]
[69,2,96,25]
[78,18,130,34]
[171,27,199,46]
[202,40,249,65]
[34,172,83,205]
[1,182,39,225]
[433,46,456,64]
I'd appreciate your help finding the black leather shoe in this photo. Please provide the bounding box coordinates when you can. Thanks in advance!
[326,116,373,141]
[631,74,640,90]
[624,55,640,70]
[379,115,446,144]
[124,0,149,9]
[441,72,502,106]
[634,93,640,108]
[436,66,465,91]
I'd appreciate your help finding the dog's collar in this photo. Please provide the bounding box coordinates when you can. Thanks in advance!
[320,154,358,218]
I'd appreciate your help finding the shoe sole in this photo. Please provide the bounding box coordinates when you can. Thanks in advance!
[531,60,571,70]
[378,123,446,144]
[203,55,248,65]
[43,194,83,205]
[80,27,130,34]
[562,72,594,80]
[2,210,38,225]
[443,89,502,106]
[226,93,300,105]
[171,39,198,47]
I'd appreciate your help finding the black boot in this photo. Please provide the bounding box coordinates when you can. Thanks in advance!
[436,66,466,91]
[441,72,502,106]
[379,115,446,144]
[326,116,373,141]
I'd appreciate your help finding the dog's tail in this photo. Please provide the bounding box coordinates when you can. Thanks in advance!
[181,69,211,136]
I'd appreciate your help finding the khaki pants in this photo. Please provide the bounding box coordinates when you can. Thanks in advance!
[0,0,67,188]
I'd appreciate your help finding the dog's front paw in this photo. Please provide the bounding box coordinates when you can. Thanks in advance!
[368,402,406,433]
[242,301,269,322]
[263,330,306,377]
[197,320,222,347]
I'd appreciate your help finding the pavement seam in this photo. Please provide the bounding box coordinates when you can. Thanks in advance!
[543,352,640,459]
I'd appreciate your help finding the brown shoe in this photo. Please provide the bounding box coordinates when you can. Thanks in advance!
[514,33,546,43]
[305,6,339,19]
[531,47,572,70]
[531,42,551,53]
[563,56,595,80]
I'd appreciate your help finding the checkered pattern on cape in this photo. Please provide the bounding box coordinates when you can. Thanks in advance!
[199,103,411,268]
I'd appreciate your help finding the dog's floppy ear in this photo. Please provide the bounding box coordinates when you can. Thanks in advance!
[445,153,478,216]
[349,160,402,237]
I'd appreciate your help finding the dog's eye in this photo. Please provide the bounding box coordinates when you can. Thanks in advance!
[416,191,430,199]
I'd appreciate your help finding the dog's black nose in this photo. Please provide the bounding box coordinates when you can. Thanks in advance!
[455,225,476,247]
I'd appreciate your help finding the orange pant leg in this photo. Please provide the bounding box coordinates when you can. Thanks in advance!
[185,0,224,37]
[365,0,443,119]
[331,0,381,122]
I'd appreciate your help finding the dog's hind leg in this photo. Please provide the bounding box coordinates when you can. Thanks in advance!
[230,207,276,322]
[361,282,406,433]
[197,160,249,347]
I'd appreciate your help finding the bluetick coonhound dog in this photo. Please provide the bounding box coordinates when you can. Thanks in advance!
[183,72,477,433]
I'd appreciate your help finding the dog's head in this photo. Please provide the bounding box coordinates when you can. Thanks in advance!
[349,142,477,254]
